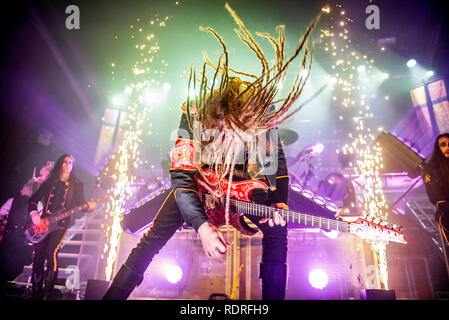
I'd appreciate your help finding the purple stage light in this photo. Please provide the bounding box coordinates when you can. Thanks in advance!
[310,142,324,157]
[165,264,183,284]
[325,202,338,212]
[290,183,303,193]
[406,59,417,68]
[308,268,328,289]
[313,195,326,206]
[301,189,314,199]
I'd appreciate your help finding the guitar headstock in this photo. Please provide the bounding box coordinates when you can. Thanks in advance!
[348,217,407,244]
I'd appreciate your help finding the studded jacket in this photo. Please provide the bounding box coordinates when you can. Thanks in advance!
[28,176,87,228]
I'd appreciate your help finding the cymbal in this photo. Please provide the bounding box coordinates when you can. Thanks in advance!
[279,129,298,146]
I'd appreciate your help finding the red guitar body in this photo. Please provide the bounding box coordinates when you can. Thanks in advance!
[195,169,268,235]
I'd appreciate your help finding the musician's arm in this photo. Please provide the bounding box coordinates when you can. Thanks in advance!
[28,180,50,213]
[170,113,208,233]
[171,171,208,232]
[28,180,50,224]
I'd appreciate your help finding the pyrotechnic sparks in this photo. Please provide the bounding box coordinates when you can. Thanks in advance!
[101,9,173,280]
[320,3,390,289]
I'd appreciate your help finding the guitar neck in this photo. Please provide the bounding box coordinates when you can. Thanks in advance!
[231,199,349,233]
[48,203,89,224]
[47,195,108,224]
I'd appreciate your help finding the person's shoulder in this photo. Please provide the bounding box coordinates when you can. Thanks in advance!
[423,163,439,184]
[70,176,83,186]
[423,162,437,175]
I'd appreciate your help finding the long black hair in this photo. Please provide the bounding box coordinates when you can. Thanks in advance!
[425,133,449,184]
[45,154,76,185]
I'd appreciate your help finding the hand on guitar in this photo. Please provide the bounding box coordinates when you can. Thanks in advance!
[198,222,232,260]
[87,199,97,212]
[260,202,288,227]
[30,210,41,226]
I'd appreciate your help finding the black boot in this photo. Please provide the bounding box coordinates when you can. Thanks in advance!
[259,262,287,300]
[30,272,44,300]
[102,264,143,300]
[43,270,58,300]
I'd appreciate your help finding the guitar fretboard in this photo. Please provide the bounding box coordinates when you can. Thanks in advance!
[230,198,349,233]
[48,203,90,224]
[46,195,108,224]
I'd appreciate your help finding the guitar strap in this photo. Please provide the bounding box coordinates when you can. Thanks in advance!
[257,128,278,191]
[66,180,75,208]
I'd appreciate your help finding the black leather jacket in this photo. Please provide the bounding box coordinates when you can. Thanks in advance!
[170,113,289,232]
[28,175,87,228]
[423,164,449,221]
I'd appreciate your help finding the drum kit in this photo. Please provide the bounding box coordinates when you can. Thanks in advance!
[279,128,323,187]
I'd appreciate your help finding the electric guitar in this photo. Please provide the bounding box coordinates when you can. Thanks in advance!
[25,194,109,244]
[196,170,406,244]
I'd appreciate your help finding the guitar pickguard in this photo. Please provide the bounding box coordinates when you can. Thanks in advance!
[196,169,269,236]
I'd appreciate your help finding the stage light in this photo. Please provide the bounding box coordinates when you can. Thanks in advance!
[165,264,183,284]
[380,73,389,80]
[328,77,337,86]
[290,183,303,193]
[406,59,416,68]
[125,86,133,96]
[313,195,326,206]
[426,70,434,77]
[357,65,366,73]
[143,90,158,105]
[321,6,330,13]
[301,189,314,199]
[163,82,172,91]
[310,142,324,156]
[325,202,338,212]
[112,95,124,107]
[308,269,328,289]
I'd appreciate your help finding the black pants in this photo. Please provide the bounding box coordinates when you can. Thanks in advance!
[31,228,67,290]
[124,189,288,281]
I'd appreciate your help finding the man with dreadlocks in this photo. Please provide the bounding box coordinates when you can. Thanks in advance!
[103,3,320,300]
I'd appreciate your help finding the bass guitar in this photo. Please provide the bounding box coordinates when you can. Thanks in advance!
[196,170,406,244]
[25,194,109,244]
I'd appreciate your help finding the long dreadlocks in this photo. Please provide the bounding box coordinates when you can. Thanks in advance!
[182,3,322,225]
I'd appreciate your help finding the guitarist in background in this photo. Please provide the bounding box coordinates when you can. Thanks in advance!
[28,154,96,300]
[423,133,449,245]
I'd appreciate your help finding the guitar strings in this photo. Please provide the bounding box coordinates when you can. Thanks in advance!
[231,198,349,232]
